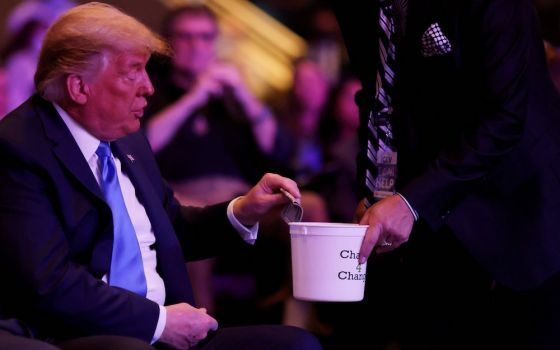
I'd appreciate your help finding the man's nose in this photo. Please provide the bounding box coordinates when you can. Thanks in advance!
[139,69,154,96]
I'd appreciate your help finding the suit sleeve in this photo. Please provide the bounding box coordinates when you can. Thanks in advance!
[399,0,532,229]
[164,190,250,262]
[0,143,159,342]
[130,131,249,262]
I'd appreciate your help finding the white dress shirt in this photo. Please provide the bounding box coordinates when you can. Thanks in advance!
[53,104,258,343]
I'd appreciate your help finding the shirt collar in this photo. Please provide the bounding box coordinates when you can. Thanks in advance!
[53,102,101,161]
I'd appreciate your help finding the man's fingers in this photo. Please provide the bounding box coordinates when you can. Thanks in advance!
[359,222,381,264]
[375,241,396,254]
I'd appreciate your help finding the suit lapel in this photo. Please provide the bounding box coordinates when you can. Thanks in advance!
[34,96,113,276]
[113,137,195,304]
[111,138,179,249]
[111,139,162,227]
[37,97,103,200]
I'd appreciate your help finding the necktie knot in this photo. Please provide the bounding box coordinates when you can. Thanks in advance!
[96,141,111,158]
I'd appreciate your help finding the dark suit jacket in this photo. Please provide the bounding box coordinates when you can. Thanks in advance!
[0,95,249,341]
[333,0,560,290]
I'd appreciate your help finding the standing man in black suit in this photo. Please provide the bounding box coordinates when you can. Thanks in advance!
[0,3,323,350]
[332,0,560,348]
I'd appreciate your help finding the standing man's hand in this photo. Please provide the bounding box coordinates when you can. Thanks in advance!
[357,195,414,263]
[233,173,300,226]
[160,303,218,349]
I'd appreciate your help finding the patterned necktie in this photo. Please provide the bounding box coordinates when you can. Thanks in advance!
[96,142,147,296]
[365,0,399,207]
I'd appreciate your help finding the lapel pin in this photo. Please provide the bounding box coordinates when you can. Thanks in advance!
[126,154,135,162]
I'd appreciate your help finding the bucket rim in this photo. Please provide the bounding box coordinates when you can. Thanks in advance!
[288,222,368,228]
[289,222,368,236]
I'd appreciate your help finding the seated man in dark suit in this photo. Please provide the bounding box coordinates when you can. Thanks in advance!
[0,3,323,350]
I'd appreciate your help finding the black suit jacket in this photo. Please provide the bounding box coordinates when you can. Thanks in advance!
[333,0,560,290]
[0,95,248,341]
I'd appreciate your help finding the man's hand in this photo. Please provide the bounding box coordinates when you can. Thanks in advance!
[357,194,414,263]
[189,63,247,105]
[233,173,300,226]
[159,303,218,349]
[203,63,268,123]
[187,67,227,110]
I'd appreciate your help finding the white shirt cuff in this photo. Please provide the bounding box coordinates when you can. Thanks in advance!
[227,196,259,244]
[151,305,167,344]
[396,192,419,221]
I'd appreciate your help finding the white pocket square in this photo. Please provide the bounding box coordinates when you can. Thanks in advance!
[421,23,452,57]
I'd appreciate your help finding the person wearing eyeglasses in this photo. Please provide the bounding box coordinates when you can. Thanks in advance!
[142,4,292,318]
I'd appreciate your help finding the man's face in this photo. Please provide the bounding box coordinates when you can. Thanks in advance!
[293,61,329,111]
[170,13,218,76]
[82,50,154,141]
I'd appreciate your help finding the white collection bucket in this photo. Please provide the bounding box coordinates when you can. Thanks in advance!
[289,222,368,302]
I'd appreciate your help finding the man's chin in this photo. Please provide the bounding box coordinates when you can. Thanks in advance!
[115,121,141,139]
[128,121,141,133]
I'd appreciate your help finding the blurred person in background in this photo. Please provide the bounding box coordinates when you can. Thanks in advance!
[1,0,74,111]
[303,3,347,86]
[282,58,331,186]
[142,3,292,317]
[306,74,362,223]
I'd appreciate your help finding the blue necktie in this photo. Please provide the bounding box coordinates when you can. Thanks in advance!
[96,142,147,296]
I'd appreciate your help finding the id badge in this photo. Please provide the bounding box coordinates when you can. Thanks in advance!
[373,150,397,199]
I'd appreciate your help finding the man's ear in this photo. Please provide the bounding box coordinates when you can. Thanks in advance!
[66,74,90,105]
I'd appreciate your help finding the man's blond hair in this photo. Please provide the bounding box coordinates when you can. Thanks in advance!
[35,2,170,102]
